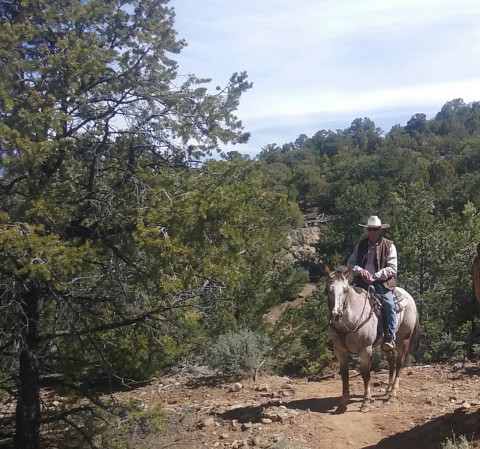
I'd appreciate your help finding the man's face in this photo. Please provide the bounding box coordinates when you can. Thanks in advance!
[367,227,381,244]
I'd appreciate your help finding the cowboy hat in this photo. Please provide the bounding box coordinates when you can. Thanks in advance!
[359,215,390,229]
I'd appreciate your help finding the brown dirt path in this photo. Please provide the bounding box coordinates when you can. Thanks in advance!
[124,362,480,448]
[140,284,480,448]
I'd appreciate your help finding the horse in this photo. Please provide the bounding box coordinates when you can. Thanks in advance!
[325,266,419,413]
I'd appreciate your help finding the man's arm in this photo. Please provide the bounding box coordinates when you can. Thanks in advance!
[373,244,398,281]
[347,244,374,283]
[346,244,362,274]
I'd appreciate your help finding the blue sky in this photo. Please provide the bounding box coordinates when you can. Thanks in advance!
[172,0,480,157]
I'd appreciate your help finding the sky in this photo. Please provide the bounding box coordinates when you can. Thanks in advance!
[172,0,480,157]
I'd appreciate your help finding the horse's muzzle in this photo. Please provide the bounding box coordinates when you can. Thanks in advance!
[331,312,342,322]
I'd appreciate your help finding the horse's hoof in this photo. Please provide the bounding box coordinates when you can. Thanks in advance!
[387,395,397,404]
[360,403,371,413]
[334,404,347,414]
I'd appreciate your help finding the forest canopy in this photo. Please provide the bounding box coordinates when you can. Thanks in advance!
[1,0,480,447]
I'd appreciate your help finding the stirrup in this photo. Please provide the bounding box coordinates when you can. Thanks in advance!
[382,341,395,351]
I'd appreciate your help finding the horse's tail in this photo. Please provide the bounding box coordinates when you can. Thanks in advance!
[409,315,421,354]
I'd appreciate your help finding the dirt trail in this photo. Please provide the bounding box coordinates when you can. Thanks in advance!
[136,283,480,448]
[127,362,480,449]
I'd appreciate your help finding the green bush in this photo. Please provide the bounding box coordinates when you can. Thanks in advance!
[57,400,165,449]
[204,328,271,378]
[269,289,332,376]
[428,333,466,362]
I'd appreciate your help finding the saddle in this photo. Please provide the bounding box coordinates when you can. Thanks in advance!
[364,289,406,347]
[363,288,406,317]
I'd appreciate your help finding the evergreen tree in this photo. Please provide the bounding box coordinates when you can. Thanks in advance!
[0,1,287,447]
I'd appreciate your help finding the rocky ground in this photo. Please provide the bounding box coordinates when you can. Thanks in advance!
[123,361,480,449]
[115,281,480,449]
[4,280,480,448]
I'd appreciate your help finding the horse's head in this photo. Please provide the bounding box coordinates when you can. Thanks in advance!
[325,266,351,322]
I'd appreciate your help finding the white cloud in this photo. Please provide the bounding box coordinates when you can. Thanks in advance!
[172,0,480,155]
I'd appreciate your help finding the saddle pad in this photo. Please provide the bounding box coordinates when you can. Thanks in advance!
[393,289,406,312]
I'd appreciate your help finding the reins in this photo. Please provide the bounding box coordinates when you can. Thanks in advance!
[331,285,375,334]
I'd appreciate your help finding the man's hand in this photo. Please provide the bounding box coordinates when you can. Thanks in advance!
[360,269,375,284]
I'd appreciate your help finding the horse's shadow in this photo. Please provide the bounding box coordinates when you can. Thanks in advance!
[282,396,339,414]
[216,393,392,423]
[284,392,391,414]
[216,397,342,424]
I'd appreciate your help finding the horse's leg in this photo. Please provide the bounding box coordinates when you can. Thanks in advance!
[334,348,350,414]
[387,336,410,402]
[359,346,373,412]
[385,348,396,395]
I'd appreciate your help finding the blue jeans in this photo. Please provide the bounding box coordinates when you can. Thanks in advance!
[373,283,397,341]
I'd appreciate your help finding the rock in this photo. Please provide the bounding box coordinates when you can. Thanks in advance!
[241,422,253,431]
[261,411,279,422]
[271,434,283,443]
[229,382,243,392]
[231,439,250,448]
[251,436,263,446]
[197,416,215,428]
[452,362,465,372]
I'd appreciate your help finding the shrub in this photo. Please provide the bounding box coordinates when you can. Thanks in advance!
[57,400,166,449]
[441,434,474,449]
[429,333,466,362]
[269,290,332,376]
[204,328,271,378]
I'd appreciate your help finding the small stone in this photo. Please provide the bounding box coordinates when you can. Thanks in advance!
[197,416,215,428]
[241,422,253,431]
[229,382,243,392]
[252,436,262,446]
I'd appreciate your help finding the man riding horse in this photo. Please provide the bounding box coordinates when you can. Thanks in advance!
[347,215,397,351]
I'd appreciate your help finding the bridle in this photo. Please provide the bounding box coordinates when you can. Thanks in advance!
[328,281,375,333]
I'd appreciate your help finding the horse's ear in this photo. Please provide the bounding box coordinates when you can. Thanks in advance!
[325,266,331,276]
[344,266,352,277]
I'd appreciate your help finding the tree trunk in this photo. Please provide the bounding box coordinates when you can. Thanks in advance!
[15,285,41,449]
